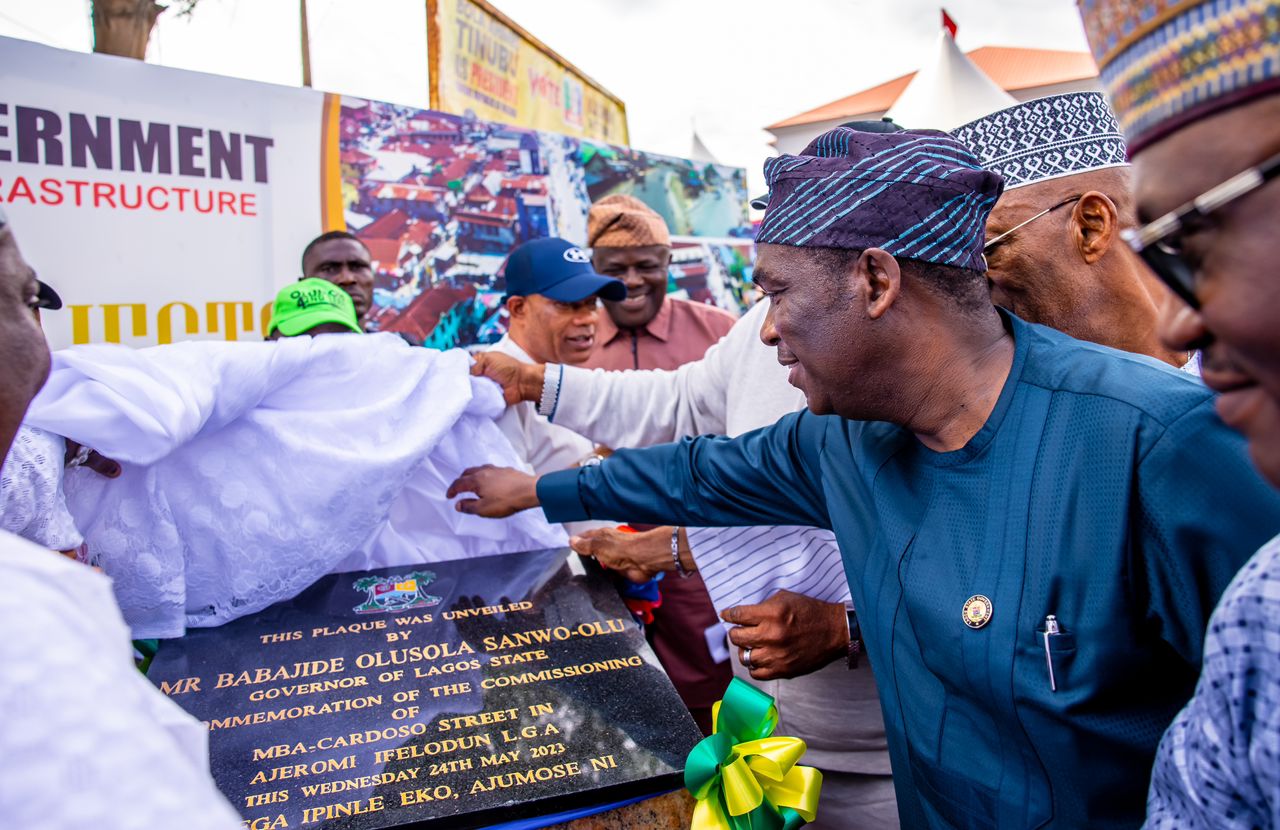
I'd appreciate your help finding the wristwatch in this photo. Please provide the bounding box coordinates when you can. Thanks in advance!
[846,607,863,669]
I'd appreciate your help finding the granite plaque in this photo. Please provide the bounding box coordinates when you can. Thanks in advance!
[148,549,703,829]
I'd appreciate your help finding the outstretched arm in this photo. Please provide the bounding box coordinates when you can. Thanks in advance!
[471,303,772,448]
[544,306,759,446]
[470,348,728,448]
[450,410,833,531]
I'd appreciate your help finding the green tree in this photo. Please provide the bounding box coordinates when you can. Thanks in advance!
[353,575,382,612]
[407,571,443,606]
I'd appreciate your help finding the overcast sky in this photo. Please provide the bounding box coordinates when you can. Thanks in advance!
[0,0,1091,193]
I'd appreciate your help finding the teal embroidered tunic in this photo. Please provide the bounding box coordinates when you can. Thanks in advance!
[538,314,1280,829]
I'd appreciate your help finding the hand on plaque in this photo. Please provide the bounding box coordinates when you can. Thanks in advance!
[449,594,517,641]
[447,465,540,518]
[721,590,848,681]
[470,352,543,406]
[570,526,672,584]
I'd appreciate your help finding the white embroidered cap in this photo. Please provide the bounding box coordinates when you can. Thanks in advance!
[951,92,1129,190]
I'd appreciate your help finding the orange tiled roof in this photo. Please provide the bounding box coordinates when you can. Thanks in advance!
[766,46,1097,129]
[363,237,402,266]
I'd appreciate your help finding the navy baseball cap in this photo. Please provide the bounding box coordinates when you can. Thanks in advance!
[503,237,626,303]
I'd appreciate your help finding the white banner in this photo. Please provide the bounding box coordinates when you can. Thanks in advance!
[0,37,325,350]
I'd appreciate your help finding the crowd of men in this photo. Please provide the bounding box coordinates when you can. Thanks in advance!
[3,0,1280,827]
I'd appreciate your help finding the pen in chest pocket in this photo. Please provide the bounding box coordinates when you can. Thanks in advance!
[1043,614,1060,692]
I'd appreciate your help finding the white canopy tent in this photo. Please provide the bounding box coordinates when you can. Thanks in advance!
[689,125,719,163]
[885,30,1016,131]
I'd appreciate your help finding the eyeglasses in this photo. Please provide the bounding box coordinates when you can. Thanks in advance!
[1123,150,1280,310]
[983,196,1082,252]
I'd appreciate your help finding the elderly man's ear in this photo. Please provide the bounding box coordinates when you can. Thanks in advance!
[1072,191,1121,264]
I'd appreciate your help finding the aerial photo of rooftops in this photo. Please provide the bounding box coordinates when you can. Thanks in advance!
[339,99,752,349]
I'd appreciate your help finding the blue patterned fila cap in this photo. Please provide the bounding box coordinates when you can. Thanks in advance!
[951,93,1130,190]
[756,127,1004,272]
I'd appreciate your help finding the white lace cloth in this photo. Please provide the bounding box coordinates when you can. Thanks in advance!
[24,334,566,639]
[0,425,82,550]
[0,532,242,829]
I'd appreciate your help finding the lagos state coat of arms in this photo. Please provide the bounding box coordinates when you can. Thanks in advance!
[352,571,443,614]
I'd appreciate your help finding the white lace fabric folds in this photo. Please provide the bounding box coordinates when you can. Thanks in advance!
[0,425,83,550]
[24,334,566,639]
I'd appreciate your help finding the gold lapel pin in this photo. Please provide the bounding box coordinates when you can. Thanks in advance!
[962,594,993,629]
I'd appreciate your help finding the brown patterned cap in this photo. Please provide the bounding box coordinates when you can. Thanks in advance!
[587,194,671,248]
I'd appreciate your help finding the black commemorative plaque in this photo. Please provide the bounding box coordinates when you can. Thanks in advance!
[148,548,703,829]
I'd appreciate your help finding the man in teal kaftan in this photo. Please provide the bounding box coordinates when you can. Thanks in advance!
[448,128,1280,828]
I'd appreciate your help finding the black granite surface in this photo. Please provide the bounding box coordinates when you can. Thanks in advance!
[148,548,703,829]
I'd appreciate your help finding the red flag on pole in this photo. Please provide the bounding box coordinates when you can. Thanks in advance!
[941,8,958,38]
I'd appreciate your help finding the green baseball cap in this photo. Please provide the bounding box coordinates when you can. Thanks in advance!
[267,277,363,337]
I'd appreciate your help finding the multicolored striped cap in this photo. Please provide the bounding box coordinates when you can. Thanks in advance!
[951,93,1129,189]
[1078,0,1280,155]
[756,127,1003,272]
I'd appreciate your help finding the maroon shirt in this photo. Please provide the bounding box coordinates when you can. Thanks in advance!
[586,297,737,372]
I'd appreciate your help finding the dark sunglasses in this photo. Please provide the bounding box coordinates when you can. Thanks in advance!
[1123,150,1280,309]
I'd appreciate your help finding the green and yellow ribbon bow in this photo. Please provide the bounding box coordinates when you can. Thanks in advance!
[684,678,822,830]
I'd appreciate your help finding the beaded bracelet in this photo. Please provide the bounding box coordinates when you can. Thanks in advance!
[671,527,692,578]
